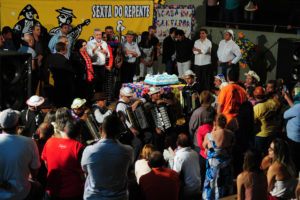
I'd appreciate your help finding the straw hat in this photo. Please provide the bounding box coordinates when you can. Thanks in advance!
[26,95,45,107]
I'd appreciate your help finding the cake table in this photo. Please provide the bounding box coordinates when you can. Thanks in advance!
[122,82,185,101]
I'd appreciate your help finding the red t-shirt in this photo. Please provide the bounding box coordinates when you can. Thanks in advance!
[41,137,84,198]
[140,167,180,200]
[197,124,213,159]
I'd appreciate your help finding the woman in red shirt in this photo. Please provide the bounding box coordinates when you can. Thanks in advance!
[196,106,216,189]
[42,120,85,200]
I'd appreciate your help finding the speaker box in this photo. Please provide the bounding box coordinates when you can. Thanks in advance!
[0,51,32,110]
[277,38,300,86]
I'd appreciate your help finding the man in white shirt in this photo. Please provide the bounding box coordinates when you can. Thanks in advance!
[116,87,151,160]
[173,133,201,199]
[87,28,110,93]
[217,29,242,78]
[193,29,212,89]
[121,30,141,84]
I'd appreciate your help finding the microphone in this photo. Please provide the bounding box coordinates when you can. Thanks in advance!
[97,40,103,50]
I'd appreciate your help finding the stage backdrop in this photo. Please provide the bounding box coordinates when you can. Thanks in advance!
[153,4,195,41]
[0,0,153,41]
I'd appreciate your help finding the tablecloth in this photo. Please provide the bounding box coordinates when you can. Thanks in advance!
[122,82,185,101]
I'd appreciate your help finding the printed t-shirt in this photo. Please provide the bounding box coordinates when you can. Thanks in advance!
[41,137,84,198]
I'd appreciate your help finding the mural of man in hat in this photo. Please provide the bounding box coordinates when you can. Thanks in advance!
[13,4,47,36]
[49,7,90,40]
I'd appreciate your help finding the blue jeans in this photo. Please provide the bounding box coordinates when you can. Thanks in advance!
[219,62,232,78]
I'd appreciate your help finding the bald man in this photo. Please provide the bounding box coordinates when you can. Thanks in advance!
[19,34,36,69]
[37,122,54,141]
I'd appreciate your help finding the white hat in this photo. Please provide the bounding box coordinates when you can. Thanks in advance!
[26,95,45,107]
[184,69,196,77]
[120,87,133,97]
[149,87,161,95]
[0,108,21,129]
[244,70,260,82]
[225,29,234,38]
[71,98,86,109]
[214,74,226,83]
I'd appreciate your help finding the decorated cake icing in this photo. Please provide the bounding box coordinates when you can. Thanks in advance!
[144,73,179,85]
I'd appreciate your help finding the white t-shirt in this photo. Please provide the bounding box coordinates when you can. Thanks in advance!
[135,159,151,184]
[172,147,201,195]
[0,134,40,200]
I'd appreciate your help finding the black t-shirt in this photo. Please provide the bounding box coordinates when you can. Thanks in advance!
[150,36,159,60]
[20,109,45,137]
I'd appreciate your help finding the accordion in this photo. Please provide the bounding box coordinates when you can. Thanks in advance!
[117,111,133,145]
[151,103,172,132]
[180,89,199,115]
[84,114,101,141]
[126,103,151,131]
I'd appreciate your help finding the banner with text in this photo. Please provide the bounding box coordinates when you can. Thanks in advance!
[0,0,153,41]
[153,5,195,41]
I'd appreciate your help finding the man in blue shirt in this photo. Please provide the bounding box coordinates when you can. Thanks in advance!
[81,115,134,200]
[284,91,300,173]
[48,23,73,59]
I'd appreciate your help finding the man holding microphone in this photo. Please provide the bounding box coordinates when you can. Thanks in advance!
[87,28,110,93]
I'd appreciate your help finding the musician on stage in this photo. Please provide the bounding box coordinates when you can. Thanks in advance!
[116,87,152,160]
[70,98,101,144]
[181,70,203,119]
[91,93,113,125]
[147,87,176,151]
[148,87,174,106]
[70,98,91,120]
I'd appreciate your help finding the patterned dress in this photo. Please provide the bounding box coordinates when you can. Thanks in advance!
[202,133,233,200]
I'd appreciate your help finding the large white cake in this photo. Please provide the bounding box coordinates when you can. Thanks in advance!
[144,73,179,85]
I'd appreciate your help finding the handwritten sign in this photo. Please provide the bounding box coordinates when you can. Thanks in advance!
[153,5,195,41]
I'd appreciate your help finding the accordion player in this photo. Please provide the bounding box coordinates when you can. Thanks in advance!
[116,87,150,136]
[126,103,152,131]
[116,87,153,159]
[180,88,200,116]
[147,87,176,132]
[181,70,203,117]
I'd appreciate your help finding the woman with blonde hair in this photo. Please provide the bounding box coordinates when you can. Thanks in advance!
[135,144,156,184]
[267,138,297,199]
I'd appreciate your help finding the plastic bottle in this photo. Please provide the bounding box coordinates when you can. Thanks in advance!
[133,75,137,82]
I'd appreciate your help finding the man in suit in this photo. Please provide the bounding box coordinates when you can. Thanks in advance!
[48,42,74,107]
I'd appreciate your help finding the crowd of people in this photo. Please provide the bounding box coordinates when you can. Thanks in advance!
[0,22,300,200]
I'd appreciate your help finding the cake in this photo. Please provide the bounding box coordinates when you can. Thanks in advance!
[144,73,179,85]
